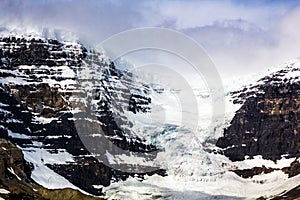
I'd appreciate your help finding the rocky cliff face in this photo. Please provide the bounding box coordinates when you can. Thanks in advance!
[215,60,300,199]
[0,138,104,199]
[0,34,165,196]
[217,61,300,162]
[0,138,31,183]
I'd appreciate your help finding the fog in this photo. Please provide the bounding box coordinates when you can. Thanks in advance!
[1,0,300,78]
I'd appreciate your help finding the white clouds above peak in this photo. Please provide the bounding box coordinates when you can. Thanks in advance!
[151,0,291,30]
[0,0,300,78]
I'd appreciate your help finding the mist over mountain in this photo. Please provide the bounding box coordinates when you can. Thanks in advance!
[0,30,299,199]
[1,0,300,199]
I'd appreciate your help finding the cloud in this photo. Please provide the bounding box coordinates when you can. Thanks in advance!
[159,1,300,78]
[253,6,300,71]
[181,20,275,76]
[154,0,291,30]
[0,0,300,79]
[0,0,146,44]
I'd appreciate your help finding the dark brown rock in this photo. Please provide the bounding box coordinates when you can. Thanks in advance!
[232,165,276,178]
[282,159,300,178]
[0,35,166,196]
[217,83,300,161]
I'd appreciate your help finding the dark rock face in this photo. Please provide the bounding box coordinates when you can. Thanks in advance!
[232,165,276,179]
[0,138,31,181]
[0,138,102,200]
[0,138,43,200]
[232,159,300,181]
[217,62,300,162]
[282,160,300,178]
[272,184,300,200]
[0,34,165,195]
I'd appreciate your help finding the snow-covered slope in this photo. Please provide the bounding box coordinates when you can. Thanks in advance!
[1,31,300,199]
[0,32,164,195]
[227,57,300,103]
[102,58,300,200]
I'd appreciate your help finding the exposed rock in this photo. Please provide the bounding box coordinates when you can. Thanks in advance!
[282,159,300,178]
[217,62,300,161]
[37,188,103,200]
[232,159,300,180]
[0,34,165,196]
[0,138,31,181]
[232,165,276,179]
[216,60,300,199]
[271,185,300,200]
[0,138,103,200]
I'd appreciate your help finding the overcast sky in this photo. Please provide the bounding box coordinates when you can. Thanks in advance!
[1,0,300,78]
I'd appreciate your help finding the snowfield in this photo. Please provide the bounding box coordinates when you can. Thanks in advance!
[103,58,300,199]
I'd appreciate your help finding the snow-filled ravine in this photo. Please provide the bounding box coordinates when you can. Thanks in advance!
[102,58,300,200]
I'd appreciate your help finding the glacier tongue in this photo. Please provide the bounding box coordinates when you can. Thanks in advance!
[103,122,300,199]
[103,58,300,199]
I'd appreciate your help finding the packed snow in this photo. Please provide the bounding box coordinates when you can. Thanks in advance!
[22,147,78,190]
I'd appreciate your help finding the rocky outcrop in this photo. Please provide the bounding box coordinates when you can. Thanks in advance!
[271,185,300,200]
[217,62,300,162]
[0,34,165,196]
[232,159,300,179]
[282,159,300,178]
[0,138,31,181]
[232,165,276,179]
[0,138,103,200]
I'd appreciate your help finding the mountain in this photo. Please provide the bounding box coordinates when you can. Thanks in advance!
[0,33,166,197]
[2,32,300,199]
[217,58,300,161]
[217,58,300,199]
[101,59,300,199]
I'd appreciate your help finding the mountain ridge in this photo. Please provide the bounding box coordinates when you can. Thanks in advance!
[0,33,166,196]
[1,32,300,199]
